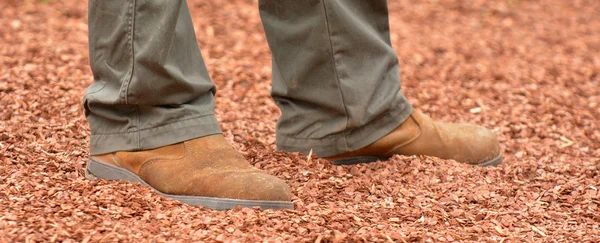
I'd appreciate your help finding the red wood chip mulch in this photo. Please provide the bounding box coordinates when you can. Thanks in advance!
[1,0,599,242]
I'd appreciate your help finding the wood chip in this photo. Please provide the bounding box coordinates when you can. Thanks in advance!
[531,226,547,237]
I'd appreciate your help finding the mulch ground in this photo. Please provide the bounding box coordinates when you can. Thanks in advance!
[1,0,599,242]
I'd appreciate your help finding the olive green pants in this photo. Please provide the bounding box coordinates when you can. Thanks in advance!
[84,0,412,157]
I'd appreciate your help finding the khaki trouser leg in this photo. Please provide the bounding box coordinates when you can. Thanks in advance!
[84,0,221,155]
[259,0,413,157]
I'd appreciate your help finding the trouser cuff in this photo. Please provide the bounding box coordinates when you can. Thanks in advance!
[89,114,222,155]
[276,97,413,158]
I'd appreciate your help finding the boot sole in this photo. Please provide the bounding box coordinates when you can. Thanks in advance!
[331,155,503,167]
[85,158,294,211]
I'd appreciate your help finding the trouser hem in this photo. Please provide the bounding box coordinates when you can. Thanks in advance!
[89,114,222,155]
[276,97,413,157]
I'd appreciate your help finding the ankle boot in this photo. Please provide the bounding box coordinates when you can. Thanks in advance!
[325,111,502,166]
[86,134,293,210]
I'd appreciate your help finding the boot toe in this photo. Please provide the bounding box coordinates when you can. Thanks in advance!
[461,125,502,165]
[198,171,292,202]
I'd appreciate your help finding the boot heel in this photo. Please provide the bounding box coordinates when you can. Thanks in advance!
[85,169,99,180]
[86,158,146,184]
[332,156,384,165]
[84,161,99,180]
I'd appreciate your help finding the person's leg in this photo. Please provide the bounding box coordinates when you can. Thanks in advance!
[259,0,412,157]
[85,0,220,155]
[84,0,292,210]
[259,0,502,166]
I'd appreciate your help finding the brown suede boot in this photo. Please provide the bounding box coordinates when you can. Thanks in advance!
[325,111,502,166]
[85,134,293,210]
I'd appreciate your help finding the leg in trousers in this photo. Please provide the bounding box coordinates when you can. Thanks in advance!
[259,0,502,166]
